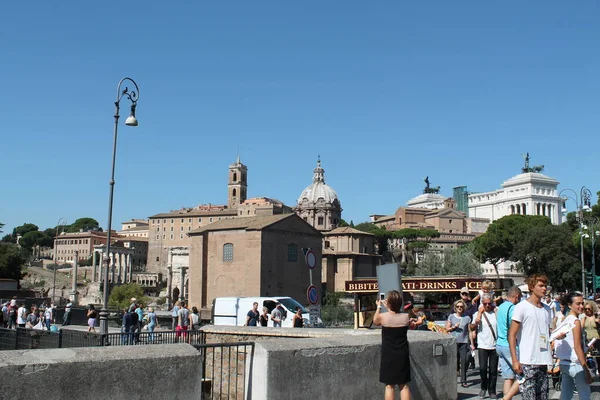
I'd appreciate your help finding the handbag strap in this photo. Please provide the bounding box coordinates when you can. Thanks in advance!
[482,312,497,341]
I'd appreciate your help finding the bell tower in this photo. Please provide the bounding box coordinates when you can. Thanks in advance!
[228,155,247,209]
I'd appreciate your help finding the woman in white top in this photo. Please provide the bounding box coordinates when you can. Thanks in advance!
[554,292,592,400]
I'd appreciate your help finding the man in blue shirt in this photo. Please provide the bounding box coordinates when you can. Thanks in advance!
[496,286,522,400]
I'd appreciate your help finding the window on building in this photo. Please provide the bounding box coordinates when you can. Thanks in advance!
[181,218,184,223]
[180,234,184,239]
[170,227,174,232]
[171,219,174,223]
[188,218,192,223]
[156,235,159,240]
[198,217,202,223]
[180,227,184,231]
[170,234,174,239]
[188,226,191,231]
[287,244,298,262]
[324,241,330,248]
[449,220,452,224]
[318,216,324,225]
[223,243,234,262]
[163,235,166,239]
[163,219,166,223]
[209,217,213,222]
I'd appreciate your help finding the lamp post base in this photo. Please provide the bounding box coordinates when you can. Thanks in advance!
[99,309,109,335]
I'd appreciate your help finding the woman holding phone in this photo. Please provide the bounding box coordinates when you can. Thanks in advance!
[373,290,412,400]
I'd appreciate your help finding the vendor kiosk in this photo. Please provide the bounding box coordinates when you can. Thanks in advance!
[345,275,514,329]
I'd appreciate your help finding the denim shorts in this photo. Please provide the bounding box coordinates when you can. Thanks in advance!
[496,345,515,379]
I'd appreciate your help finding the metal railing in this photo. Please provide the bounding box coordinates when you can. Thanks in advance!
[193,341,254,400]
[0,327,205,350]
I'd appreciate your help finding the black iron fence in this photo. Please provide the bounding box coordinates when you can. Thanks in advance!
[0,328,255,399]
[193,341,254,400]
[0,327,205,350]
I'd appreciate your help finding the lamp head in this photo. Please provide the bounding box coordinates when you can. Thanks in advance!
[125,103,138,126]
[561,207,567,214]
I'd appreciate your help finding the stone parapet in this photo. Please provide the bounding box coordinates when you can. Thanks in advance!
[201,326,457,400]
[0,344,202,400]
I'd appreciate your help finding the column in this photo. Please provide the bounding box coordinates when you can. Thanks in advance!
[179,266,186,301]
[547,204,553,223]
[110,252,116,283]
[167,248,173,308]
[92,251,98,283]
[70,250,79,305]
[98,251,104,284]
[116,253,122,284]
[128,254,133,283]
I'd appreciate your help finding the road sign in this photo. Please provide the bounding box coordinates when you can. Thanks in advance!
[305,249,317,269]
[309,305,320,325]
[307,284,319,305]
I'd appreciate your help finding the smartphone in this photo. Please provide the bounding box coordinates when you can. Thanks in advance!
[380,293,386,301]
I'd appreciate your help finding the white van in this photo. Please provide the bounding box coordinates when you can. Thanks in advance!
[212,296,321,328]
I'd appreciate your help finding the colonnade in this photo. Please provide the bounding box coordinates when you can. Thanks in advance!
[91,249,134,284]
[510,202,555,222]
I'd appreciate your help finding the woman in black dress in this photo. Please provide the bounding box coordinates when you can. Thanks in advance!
[373,290,412,400]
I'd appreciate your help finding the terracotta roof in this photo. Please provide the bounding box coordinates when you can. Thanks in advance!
[325,226,374,236]
[373,215,395,222]
[189,214,313,235]
[150,208,237,218]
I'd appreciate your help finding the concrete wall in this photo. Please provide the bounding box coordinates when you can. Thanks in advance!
[0,344,202,400]
[202,326,457,400]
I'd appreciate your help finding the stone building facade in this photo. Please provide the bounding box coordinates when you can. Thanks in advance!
[117,219,149,238]
[187,214,322,309]
[468,171,562,224]
[54,231,108,263]
[294,158,342,232]
[322,227,380,293]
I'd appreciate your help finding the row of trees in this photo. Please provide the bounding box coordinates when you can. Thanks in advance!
[1,218,101,254]
[350,193,599,292]
[0,222,24,280]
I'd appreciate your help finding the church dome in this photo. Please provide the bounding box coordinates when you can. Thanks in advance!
[297,159,339,205]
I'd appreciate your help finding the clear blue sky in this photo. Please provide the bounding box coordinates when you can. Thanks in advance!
[1,1,599,235]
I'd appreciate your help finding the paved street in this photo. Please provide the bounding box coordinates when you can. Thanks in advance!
[457,368,600,399]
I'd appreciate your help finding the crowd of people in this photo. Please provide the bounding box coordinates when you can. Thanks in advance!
[0,297,61,331]
[242,301,304,328]
[375,275,597,400]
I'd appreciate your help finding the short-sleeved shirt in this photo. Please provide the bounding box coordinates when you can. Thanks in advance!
[135,308,143,323]
[496,301,516,347]
[512,300,552,365]
[247,310,259,326]
[178,308,189,327]
[447,314,471,343]
[27,313,39,326]
[476,311,497,350]
[271,307,282,327]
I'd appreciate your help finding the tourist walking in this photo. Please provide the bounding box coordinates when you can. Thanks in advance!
[447,299,472,388]
[8,298,18,329]
[259,307,269,327]
[554,292,593,400]
[87,305,97,333]
[122,308,135,345]
[63,300,72,326]
[171,301,180,330]
[176,302,189,342]
[373,290,412,400]
[189,306,200,330]
[292,308,304,328]
[245,302,259,327]
[509,274,552,400]
[271,302,283,327]
[147,307,159,343]
[581,300,600,354]
[495,286,522,400]
[470,293,498,399]
[135,302,144,341]
[44,303,53,331]
[17,303,27,328]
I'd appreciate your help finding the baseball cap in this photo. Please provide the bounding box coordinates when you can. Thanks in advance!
[460,287,469,294]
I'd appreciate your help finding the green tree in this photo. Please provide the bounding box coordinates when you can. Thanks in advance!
[417,247,482,276]
[338,219,350,227]
[19,231,46,249]
[108,283,147,310]
[355,222,392,254]
[12,223,39,237]
[67,218,101,233]
[1,234,15,243]
[0,243,24,280]
[513,224,580,291]
[473,214,551,275]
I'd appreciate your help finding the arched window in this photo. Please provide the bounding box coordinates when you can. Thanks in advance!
[223,243,234,262]
[233,172,237,181]
[287,243,298,262]
[233,188,237,197]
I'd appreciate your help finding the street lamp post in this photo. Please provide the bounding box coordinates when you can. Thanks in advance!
[99,77,139,335]
[560,186,593,296]
[582,217,600,296]
[52,217,68,302]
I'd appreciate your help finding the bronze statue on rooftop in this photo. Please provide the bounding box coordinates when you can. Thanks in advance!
[521,153,545,173]
[423,176,440,194]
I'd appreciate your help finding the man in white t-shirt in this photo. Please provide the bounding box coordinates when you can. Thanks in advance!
[509,274,552,399]
[17,303,27,328]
